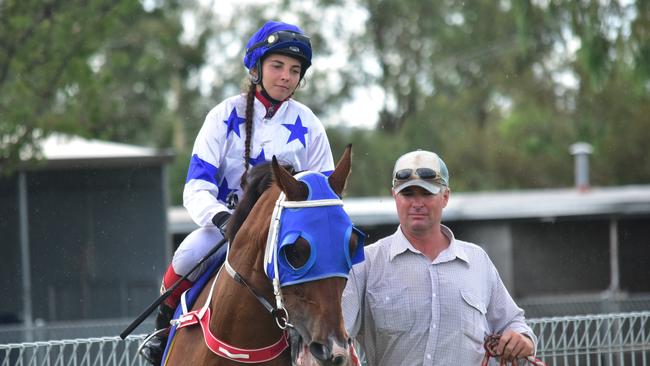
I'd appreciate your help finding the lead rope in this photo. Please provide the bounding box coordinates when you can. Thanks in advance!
[481,335,547,366]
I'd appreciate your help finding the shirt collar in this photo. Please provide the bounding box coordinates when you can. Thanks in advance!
[255,89,285,118]
[390,224,470,264]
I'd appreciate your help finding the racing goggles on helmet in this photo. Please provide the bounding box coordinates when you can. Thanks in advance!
[247,30,311,54]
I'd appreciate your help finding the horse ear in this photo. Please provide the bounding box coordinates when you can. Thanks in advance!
[272,156,308,201]
[328,144,352,196]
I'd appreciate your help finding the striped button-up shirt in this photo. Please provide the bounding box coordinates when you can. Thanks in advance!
[342,225,537,366]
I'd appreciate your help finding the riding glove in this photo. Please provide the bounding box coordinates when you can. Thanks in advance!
[212,211,232,237]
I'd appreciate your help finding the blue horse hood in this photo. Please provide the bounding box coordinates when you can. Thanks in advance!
[265,172,365,287]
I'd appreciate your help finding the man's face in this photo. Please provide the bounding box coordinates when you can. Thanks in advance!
[392,185,449,235]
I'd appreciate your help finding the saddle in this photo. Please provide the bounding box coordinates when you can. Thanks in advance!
[159,246,227,364]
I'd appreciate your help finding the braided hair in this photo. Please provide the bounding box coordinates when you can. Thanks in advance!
[241,81,257,189]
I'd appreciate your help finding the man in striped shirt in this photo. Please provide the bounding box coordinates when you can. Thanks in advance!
[342,150,537,365]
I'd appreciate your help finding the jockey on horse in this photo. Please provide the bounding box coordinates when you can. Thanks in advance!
[140,20,335,365]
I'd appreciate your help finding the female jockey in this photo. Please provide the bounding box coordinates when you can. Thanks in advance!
[140,20,335,365]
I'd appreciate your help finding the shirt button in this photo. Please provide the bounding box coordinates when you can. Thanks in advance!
[432,293,436,297]
[427,354,432,359]
[432,324,437,329]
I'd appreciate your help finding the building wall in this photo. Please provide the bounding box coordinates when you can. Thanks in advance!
[0,177,21,324]
[619,218,650,292]
[352,217,649,301]
[1,165,169,323]
[512,219,611,298]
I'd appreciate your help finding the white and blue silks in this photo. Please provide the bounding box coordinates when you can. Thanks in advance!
[264,171,366,287]
[183,94,335,227]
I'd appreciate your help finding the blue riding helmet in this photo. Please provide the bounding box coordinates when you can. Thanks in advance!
[267,172,365,287]
[243,20,312,83]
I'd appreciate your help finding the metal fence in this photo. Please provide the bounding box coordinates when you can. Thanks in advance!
[529,311,650,366]
[1,312,649,366]
[0,319,154,345]
[519,293,650,319]
[0,335,148,366]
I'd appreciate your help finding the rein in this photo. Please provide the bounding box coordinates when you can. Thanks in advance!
[172,259,291,363]
[481,334,547,366]
[223,191,344,328]
[176,187,345,363]
[224,255,290,328]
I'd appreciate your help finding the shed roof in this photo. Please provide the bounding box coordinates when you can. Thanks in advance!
[168,184,650,233]
[22,133,174,170]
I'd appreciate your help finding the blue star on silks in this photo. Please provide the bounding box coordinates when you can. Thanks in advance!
[282,116,309,148]
[217,176,235,203]
[224,107,246,138]
[249,149,267,166]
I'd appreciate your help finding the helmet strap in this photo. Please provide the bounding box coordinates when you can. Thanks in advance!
[250,61,262,84]
[260,87,282,105]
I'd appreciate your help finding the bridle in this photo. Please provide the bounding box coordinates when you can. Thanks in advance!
[171,168,359,364]
[171,188,347,364]
[224,186,345,330]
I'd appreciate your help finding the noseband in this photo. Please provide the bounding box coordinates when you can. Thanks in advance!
[170,191,338,364]
[174,171,360,363]
[224,188,345,329]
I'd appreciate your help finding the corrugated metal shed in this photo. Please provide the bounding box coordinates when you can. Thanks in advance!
[21,133,173,169]
[4,133,174,326]
[168,184,650,231]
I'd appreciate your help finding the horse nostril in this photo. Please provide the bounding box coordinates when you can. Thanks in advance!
[309,342,331,362]
[332,355,346,365]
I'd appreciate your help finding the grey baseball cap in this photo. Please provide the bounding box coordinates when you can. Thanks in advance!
[392,150,449,194]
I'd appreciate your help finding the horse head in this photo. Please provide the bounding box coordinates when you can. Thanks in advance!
[168,146,363,366]
[268,145,364,366]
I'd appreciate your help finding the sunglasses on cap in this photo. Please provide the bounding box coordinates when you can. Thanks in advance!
[247,30,311,54]
[394,168,440,182]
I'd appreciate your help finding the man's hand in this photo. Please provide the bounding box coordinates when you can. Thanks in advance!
[497,328,534,361]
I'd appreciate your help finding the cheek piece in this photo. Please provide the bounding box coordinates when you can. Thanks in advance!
[265,172,366,287]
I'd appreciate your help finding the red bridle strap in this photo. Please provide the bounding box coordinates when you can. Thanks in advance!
[481,334,547,366]
[176,308,289,363]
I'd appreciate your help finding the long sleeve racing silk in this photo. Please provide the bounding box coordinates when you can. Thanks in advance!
[183,94,335,227]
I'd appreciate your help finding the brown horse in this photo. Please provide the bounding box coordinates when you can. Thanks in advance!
[164,146,362,366]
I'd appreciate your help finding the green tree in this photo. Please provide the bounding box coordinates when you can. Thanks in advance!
[315,0,650,194]
[0,0,206,174]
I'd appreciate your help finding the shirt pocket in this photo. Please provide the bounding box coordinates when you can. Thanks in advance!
[367,287,414,333]
[460,289,488,344]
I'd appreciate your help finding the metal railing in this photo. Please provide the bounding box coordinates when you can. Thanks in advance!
[0,335,147,366]
[1,312,649,365]
[528,311,650,366]
[0,319,154,344]
[519,293,650,318]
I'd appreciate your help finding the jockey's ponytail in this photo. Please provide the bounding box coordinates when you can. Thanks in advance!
[241,81,256,189]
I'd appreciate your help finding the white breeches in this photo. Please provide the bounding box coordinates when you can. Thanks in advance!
[171,226,225,282]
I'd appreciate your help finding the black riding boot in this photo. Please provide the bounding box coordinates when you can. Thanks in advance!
[139,304,175,365]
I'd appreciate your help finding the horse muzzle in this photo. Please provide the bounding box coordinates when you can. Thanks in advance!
[290,330,352,366]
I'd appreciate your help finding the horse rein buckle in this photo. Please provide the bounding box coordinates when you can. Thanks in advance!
[273,307,292,329]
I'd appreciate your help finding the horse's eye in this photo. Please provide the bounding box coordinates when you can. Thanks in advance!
[282,237,311,269]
